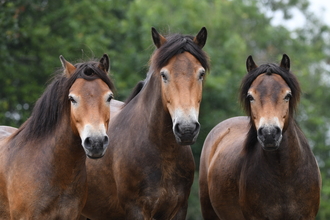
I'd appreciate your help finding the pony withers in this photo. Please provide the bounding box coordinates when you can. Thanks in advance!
[199,54,321,220]
[81,27,209,220]
[0,54,114,219]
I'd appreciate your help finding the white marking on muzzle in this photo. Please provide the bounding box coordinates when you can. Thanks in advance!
[258,117,281,129]
[171,108,199,129]
[257,117,283,149]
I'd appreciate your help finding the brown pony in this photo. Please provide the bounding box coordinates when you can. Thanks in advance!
[0,54,115,219]
[199,54,321,220]
[81,27,209,220]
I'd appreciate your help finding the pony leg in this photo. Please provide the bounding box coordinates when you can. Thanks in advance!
[199,170,220,220]
[199,188,220,220]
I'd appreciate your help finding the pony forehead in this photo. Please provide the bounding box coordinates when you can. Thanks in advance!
[69,78,110,93]
[163,52,201,70]
[250,73,290,90]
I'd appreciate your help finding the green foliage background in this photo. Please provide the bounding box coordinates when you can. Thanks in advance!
[1,0,330,219]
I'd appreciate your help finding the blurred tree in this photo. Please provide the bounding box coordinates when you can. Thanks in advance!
[1,0,330,219]
[0,0,135,126]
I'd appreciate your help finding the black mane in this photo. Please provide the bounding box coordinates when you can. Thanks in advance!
[124,80,145,104]
[13,60,115,140]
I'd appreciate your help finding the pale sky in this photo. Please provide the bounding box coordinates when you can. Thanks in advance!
[270,0,330,29]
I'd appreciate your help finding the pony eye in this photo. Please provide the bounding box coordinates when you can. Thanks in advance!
[284,93,292,101]
[68,95,77,104]
[199,70,205,80]
[160,71,168,82]
[247,94,254,102]
[107,94,114,103]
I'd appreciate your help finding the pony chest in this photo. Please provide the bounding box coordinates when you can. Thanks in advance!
[141,159,194,192]
[136,183,186,219]
[240,169,318,218]
[6,149,87,211]
[5,175,86,219]
[135,155,193,204]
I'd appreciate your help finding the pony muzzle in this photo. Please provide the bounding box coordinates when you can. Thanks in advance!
[173,121,200,145]
[82,134,109,159]
[257,125,282,151]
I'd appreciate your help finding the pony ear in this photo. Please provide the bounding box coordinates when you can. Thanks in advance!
[280,54,290,71]
[246,55,258,72]
[98,54,110,73]
[59,55,76,77]
[151,27,167,48]
[193,27,207,49]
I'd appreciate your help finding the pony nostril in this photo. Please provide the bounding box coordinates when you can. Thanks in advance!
[257,127,263,137]
[103,135,109,146]
[194,122,200,135]
[84,137,92,149]
[275,126,281,136]
[174,123,181,134]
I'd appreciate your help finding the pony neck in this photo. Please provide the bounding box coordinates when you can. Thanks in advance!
[44,115,87,186]
[53,114,85,162]
[259,121,310,173]
[20,113,85,166]
[133,71,176,145]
